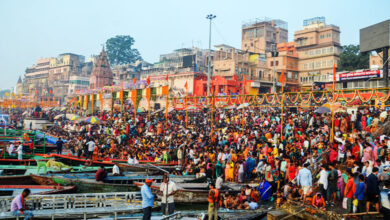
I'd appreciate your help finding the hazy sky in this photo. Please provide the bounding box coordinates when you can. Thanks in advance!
[0,0,389,90]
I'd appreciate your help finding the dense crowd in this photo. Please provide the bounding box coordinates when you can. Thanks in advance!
[11,103,390,217]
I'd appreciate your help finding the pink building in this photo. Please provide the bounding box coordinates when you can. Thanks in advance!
[89,48,113,89]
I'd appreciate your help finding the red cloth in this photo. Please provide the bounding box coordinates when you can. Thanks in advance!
[344,178,355,199]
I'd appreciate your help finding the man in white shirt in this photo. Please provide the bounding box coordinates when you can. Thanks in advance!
[215,174,224,190]
[7,143,15,155]
[159,174,177,215]
[16,143,23,160]
[112,163,121,176]
[86,140,96,159]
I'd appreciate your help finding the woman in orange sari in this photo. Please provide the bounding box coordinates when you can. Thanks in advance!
[92,145,99,161]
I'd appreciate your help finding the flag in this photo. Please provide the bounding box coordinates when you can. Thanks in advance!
[279,70,285,85]
[333,63,336,82]
[146,76,151,86]
[184,81,188,91]
[49,89,53,94]
[166,74,169,82]
[242,75,246,95]
[133,78,137,84]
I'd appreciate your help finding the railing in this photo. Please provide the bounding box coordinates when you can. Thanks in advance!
[0,192,142,212]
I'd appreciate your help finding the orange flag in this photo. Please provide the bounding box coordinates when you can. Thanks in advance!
[166,74,169,82]
[133,78,137,84]
[184,81,188,91]
[280,70,285,85]
[333,63,336,82]
[146,76,151,86]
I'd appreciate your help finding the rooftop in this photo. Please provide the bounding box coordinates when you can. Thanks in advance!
[242,17,288,30]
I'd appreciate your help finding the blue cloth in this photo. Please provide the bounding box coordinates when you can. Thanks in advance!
[258,181,272,201]
[246,157,255,175]
[354,182,365,201]
[12,210,34,220]
[367,173,379,195]
[141,184,154,208]
[297,167,312,187]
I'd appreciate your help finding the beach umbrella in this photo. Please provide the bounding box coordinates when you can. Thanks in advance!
[84,116,101,124]
[314,107,331,114]
[71,115,81,121]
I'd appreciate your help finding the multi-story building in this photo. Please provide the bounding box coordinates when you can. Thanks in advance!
[294,17,342,89]
[370,49,390,69]
[112,60,151,83]
[266,42,300,91]
[68,75,90,94]
[241,18,288,54]
[49,53,86,101]
[22,57,51,94]
[140,47,209,76]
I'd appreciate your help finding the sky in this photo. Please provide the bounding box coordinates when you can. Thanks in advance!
[0,0,389,90]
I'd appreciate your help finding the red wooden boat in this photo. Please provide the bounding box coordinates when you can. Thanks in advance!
[0,185,75,196]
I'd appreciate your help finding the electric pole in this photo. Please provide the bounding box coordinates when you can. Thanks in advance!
[206,14,216,96]
[271,43,278,93]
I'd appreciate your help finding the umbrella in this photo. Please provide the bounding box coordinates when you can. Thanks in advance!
[84,116,101,124]
[71,115,81,121]
[314,107,331,114]
[54,114,65,120]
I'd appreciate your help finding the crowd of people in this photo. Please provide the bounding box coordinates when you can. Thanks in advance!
[7,103,390,219]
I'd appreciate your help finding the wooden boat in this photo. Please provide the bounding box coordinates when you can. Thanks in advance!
[117,163,181,173]
[30,174,138,193]
[0,164,102,176]
[0,174,56,185]
[49,153,179,167]
[0,158,47,166]
[40,172,197,184]
[0,185,75,196]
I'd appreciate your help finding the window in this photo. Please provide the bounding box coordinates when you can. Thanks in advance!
[322,48,326,54]
[326,33,331,38]
[316,49,320,55]
[270,61,274,66]
[320,35,324,39]
[275,61,279,66]
[304,64,308,70]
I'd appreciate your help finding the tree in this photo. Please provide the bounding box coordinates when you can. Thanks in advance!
[105,35,142,66]
[339,44,369,71]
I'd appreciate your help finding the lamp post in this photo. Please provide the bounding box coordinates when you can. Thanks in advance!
[206,14,216,97]
[271,43,278,93]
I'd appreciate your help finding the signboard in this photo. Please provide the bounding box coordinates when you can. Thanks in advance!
[360,20,390,52]
[339,70,381,81]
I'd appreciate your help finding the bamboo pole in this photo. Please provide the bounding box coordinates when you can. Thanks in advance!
[280,85,285,142]
[330,64,336,143]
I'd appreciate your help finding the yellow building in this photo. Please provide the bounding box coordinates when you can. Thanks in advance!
[294,17,341,89]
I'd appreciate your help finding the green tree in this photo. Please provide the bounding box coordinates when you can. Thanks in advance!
[105,35,142,65]
[339,44,369,71]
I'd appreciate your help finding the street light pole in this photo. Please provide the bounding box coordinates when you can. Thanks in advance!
[206,14,216,97]
[271,43,277,93]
